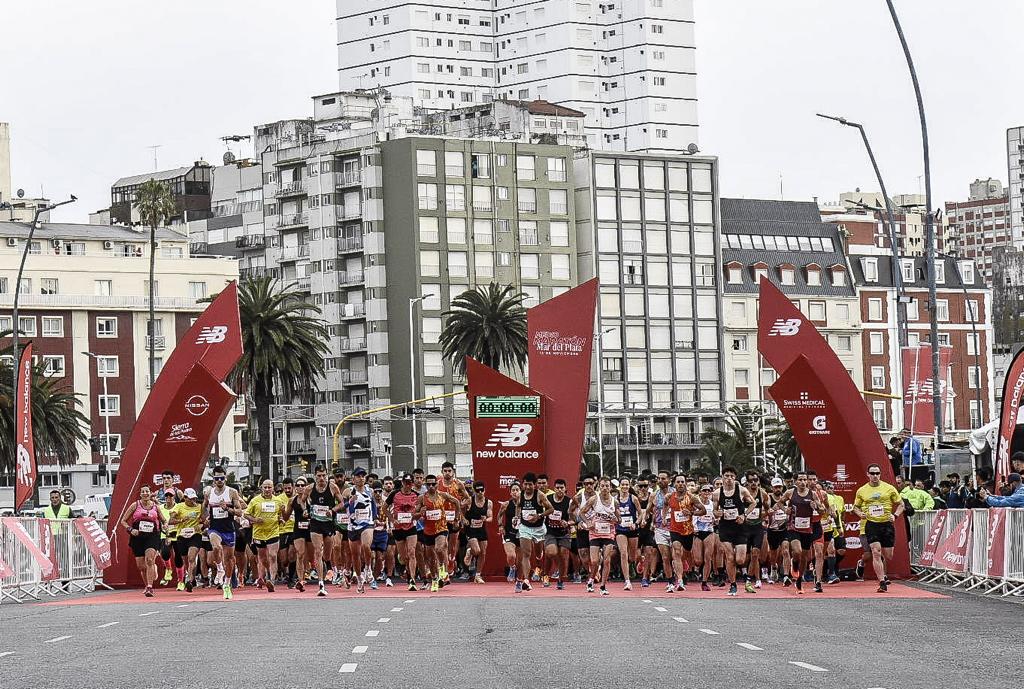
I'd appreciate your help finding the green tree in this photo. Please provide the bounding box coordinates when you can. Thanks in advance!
[0,341,89,476]
[134,179,176,386]
[235,276,329,481]
[439,282,528,377]
[764,417,800,474]
[697,404,768,476]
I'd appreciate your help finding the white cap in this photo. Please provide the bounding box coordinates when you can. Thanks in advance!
[771,478,784,487]
[183,488,198,499]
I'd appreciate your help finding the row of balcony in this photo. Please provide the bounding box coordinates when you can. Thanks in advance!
[599,432,701,447]
[338,337,367,352]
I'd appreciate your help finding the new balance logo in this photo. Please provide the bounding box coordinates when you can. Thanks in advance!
[767,318,801,337]
[485,423,533,448]
[195,325,228,344]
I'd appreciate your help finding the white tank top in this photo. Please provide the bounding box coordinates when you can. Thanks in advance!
[209,485,231,520]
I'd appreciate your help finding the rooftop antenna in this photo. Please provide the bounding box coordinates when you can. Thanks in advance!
[146,144,162,171]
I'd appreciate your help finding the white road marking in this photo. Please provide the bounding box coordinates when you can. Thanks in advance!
[390,607,403,612]
[339,663,358,673]
[176,604,190,608]
[352,646,368,654]
[44,635,72,644]
[653,606,667,612]
[0,652,15,658]
[642,599,652,603]
[403,599,415,603]
[377,617,391,623]
[365,630,380,637]
[96,622,120,629]
[736,643,763,651]
[672,617,689,623]
[789,662,828,673]
[698,629,719,635]
[138,611,160,617]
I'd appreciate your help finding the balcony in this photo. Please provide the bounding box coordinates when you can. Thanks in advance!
[518,201,537,213]
[548,169,567,182]
[274,180,306,198]
[286,440,319,455]
[338,269,364,285]
[337,236,364,253]
[236,234,266,249]
[550,203,568,215]
[426,432,448,445]
[0,293,203,311]
[334,171,361,187]
[278,213,308,229]
[239,266,276,281]
[146,336,166,351]
[341,370,368,385]
[279,244,310,262]
[600,432,701,448]
[189,242,208,255]
[338,337,367,352]
[344,436,371,452]
[295,276,311,291]
[338,302,366,319]
[339,205,363,220]
[445,165,465,177]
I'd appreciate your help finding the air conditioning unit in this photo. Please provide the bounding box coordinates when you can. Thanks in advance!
[6,237,16,247]
[103,240,114,250]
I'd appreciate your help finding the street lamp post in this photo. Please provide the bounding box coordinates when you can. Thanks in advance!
[408,294,433,464]
[83,352,113,488]
[628,423,641,474]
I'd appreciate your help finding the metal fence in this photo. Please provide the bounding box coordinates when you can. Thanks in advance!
[910,508,1024,597]
[0,518,109,603]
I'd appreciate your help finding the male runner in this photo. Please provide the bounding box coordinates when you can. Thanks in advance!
[712,466,754,596]
[634,478,657,588]
[370,482,391,586]
[823,480,846,584]
[664,474,702,592]
[743,470,769,591]
[651,471,674,587]
[544,479,572,590]
[386,473,421,591]
[276,477,296,585]
[515,472,553,593]
[342,467,379,592]
[462,481,492,583]
[157,470,183,501]
[306,465,344,596]
[438,461,468,582]
[805,470,833,588]
[243,479,284,592]
[569,474,598,583]
[415,475,460,591]
[853,463,903,593]
[783,471,826,594]
[202,466,244,599]
[765,477,790,584]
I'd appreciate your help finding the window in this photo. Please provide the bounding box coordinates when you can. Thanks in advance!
[900,259,915,283]
[958,260,975,284]
[520,254,539,280]
[419,217,439,243]
[96,317,117,337]
[446,217,466,245]
[935,299,949,322]
[445,185,466,211]
[98,356,119,377]
[519,221,539,246]
[780,267,795,285]
[420,251,440,277]
[651,24,664,34]
[95,279,112,296]
[516,155,536,181]
[17,316,36,336]
[807,301,826,321]
[835,335,853,352]
[472,186,492,211]
[550,221,569,247]
[445,151,464,177]
[423,351,444,378]
[98,394,120,416]
[727,265,742,284]
[731,335,748,352]
[836,303,850,322]
[753,266,768,283]
[653,77,666,86]
[871,366,885,389]
[734,369,749,388]
[551,254,571,281]
[518,188,537,213]
[40,278,58,295]
[967,333,980,356]
[475,252,494,279]
[448,252,468,278]
[418,183,438,210]
[472,219,493,245]
[968,366,981,390]
[549,189,568,215]
[42,355,65,377]
[831,267,847,286]
[869,332,884,354]
[416,150,436,176]
[547,158,566,182]
[862,257,878,282]
[41,316,63,337]
[471,154,490,179]
[188,281,207,300]
[868,298,883,321]
[966,299,979,322]
[934,260,945,283]
[806,268,821,286]
[872,401,887,429]
[906,299,919,320]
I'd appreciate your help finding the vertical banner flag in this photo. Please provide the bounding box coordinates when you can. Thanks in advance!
[468,357,546,577]
[985,508,1007,577]
[0,517,54,577]
[994,346,1024,487]
[36,518,61,582]
[527,278,597,490]
[74,517,112,570]
[918,511,948,568]
[757,280,910,578]
[932,511,973,573]
[901,345,954,436]
[14,343,36,512]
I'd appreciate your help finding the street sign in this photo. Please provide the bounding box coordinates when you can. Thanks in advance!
[475,395,542,419]
[61,488,76,505]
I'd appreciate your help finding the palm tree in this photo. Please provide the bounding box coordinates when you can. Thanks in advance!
[439,282,528,377]
[697,404,767,475]
[134,179,176,386]
[0,341,89,475]
[235,276,329,480]
[764,417,801,474]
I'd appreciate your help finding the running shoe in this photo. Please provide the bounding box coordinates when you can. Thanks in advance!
[587,579,595,593]
[343,575,351,590]
[855,563,865,581]
[318,582,327,597]
[408,581,418,592]
[223,584,232,600]
[438,577,447,589]
[385,577,394,587]
[370,578,378,590]
[795,578,803,594]
[255,578,264,590]
[877,580,888,594]
[640,577,650,588]
[827,574,841,585]
[623,580,632,591]
[675,581,686,592]
[532,567,542,581]
[185,579,194,593]
[474,574,485,584]
[542,575,551,588]
[214,568,224,586]
[144,586,154,598]
[522,581,533,592]
[507,567,517,583]
[666,582,675,593]
[701,582,711,592]
[572,573,582,584]
[881,576,891,586]
[514,581,523,593]
[296,581,305,593]
[357,579,365,594]
[728,583,738,596]
[556,580,565,591]
[744,581,755,594]
[814,581,823,593]
[267,580,275,593]
[783,575,792,587]
[600,585,609,596]
[176,581,185,592]
[430,579,439,593]
[755,579,762,589]
[161,570,172,586]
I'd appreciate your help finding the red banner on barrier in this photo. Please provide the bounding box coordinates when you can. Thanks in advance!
[36,518,61,582]
[933,511,973,573]
[995,347,1024,487]
[14,343,36,513]
[0,553,12,579]
[919,511,948,567]
[1,517,54,577]
[74,517,112,570]
[901,345,953,435]
[986,508,1007,577]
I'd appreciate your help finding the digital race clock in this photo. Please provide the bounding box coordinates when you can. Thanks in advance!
[475,395,541,419]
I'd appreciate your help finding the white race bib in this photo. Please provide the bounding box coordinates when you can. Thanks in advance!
[212,507,228,519]
[396,513,413,525]
[311,505,330,518]
[335,512,349,525]
[444,510,457,522]
[868,504,885,518]
[353,508,369,522]
[620,516,634,528]
[425,509,442,521]
[180,527,195,538]
[138,520,155,533]
[723,508,739,520]
[261,501,277,513]
[747,508,760,520]
[297,521,309,529]
[696,515,713,526]
[673,510,688,523]
[521,509,537,521]
[593,521,613,536]
[470,518,484,528]
[550,510,562,522]
[794,516,811,530]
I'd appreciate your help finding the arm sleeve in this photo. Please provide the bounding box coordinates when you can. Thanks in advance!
[923,494,935,510]
[986,492,1024,508]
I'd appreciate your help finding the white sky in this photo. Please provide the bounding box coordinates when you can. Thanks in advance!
[2,1,1022,222]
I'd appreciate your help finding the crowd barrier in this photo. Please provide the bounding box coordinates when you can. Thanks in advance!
[909,508,1024,597]
[0,517,110,604]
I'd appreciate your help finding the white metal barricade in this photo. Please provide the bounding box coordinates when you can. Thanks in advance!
[0,517,108,604]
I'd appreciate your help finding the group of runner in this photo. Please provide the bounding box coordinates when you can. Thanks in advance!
[118,461,903,598]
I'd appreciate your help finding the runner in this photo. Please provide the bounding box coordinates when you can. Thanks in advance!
[634,477,657,588]
[651,472,674,588]
[497,483,522,583]
[120,485,164,597]
[330,469,351,587]
[515,472,553,593]
[691,484,716,591]
[665,474,702,593]
[282,476,310,592]
[806,470,832,590]
[712,467,755,596]
[463,480,493,584]
[202,466,244,600]
[614,477,643,591]
[784,471,826,594]
[243,479,284,592]
[156,470,183,501]
[167,488,203,592]
[306,465,344,596]
[569,474,597,585]
[157,489,180,587]
[386,473,421,591]
[370,481,391,587]
[765,477,790,584]
[544,479,572,590]
[579,477,618,595]
[342,467,378,593]
[438,461,469,583]
[743,470,769,591]
[275,477,296,587]
[534,474,555,582]
[823,480,846,585]
[853,463,903,593]
[415,475,459,592]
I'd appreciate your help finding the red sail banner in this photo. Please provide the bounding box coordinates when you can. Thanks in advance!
[106,282,242,587]
[36,518,61,582]
[900,345,953,435]
[526,278,597,490]
[985,508,1007,577]
[1,517,54,577]
[932,511,973,573]
[74,517,112,570]
[14,343,36,512]
[919,511,948,567]
[468,357,546,578]
[994,346,1024,487]
[757,279,909,578]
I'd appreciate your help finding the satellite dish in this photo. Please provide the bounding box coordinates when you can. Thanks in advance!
[223,151,237,165]
[16,188,25,198]
[686,143,699,155]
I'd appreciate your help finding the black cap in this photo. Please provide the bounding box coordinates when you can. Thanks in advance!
[353,467,367,477]
[401,473,413,482]
[1009,473,1022,484]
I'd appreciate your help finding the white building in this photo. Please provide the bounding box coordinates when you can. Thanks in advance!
[336,0,698,153]
[1007,126,1024,250]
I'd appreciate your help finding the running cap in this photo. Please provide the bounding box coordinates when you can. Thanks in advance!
[771,477,784,487]
[700,484,713,492]
[401,473,413,482]
[1009,473,1022,483]
[183,488,198,498]
[352,467,367,476]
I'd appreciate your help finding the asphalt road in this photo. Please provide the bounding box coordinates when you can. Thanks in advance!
[0,583,1018,689]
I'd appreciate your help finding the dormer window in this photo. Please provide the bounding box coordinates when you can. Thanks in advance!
[752,261,769,283]
[779,263,796,286]
[726,261,743,284]
[830,264,847,286]
[806,263,821,286]
[862,257,878,282]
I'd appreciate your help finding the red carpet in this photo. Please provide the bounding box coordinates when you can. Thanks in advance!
[41,580,945,606]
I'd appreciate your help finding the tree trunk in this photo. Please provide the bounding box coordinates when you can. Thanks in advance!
[254,382,272,483]
[148,223,157,385]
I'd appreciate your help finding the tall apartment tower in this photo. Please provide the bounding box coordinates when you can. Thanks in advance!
[336,0,698,153]
[1007,126,1024,249]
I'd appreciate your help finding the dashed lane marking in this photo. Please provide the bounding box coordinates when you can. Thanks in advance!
[352,646,368,654]
[44,636,72,644]
[339,663,358,673]
[391,607,403,612]
[642,599,652,603]
[698,629,719,635]
[377,617,391,623]
[403,599,415,603]
[672,617,689,623]
[365,630,380,637]
[736,643,763,651]
[789,662,829,673]
[176,604,189,608]
[139,611,160,617]
[653,606,667,612]
[0,652,15,658]
[96,622,120,629]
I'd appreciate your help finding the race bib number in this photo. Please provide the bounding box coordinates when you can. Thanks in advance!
[261,501,277,513]
[470,518,484,529]
[550,510,562,522]
[620,516,634,528]
[425,509,442,521]
[335,512,349,526]
[593,521,613,537]
[521,509,537,522]
[396,513,413,526]
[138,520,155,533]
[747,508,760,520]
[201,534,210,542]
[696,515,713,526]
[355,508,371,522]
[794,516,811,530]
[723,508,739,520]
[212,507,228,519]
[673,510,688,523]
[311,505,330,519]
[444,510,457,522]
[180,528,195,538]
[297,521,309,529]
[868,504,885,518]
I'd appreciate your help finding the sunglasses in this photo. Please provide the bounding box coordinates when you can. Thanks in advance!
[700,488,711,492]
[868,471,881,475]
[213,476,225,481]
[426,482,437,487]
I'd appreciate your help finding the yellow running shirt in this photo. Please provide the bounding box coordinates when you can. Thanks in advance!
[245,496,283,541]
[170,502,203,539]
[854,482,901,524]
[275,493,294,534]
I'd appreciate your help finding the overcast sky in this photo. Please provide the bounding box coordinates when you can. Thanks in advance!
[2,1,1021,223]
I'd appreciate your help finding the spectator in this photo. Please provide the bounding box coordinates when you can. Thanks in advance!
[929,487,947,510]
[887,437,903,477]
[1012,452,1024,478]
[900,479,934,511]
[944,473,971,508]
[899,429,923,467]
[979,473,1024,508]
